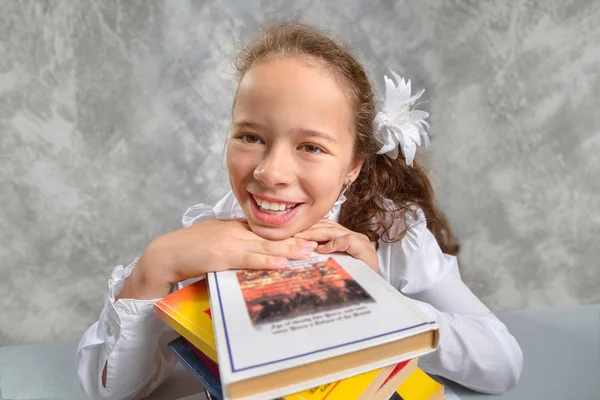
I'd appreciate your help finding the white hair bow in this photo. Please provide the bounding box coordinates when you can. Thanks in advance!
[373,71,430,166]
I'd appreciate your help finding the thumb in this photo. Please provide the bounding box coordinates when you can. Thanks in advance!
[316,235,352,255]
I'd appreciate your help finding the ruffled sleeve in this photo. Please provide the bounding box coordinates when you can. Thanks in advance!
[76,191,242,399]
[76,261,179,400]
[377,207,523,394]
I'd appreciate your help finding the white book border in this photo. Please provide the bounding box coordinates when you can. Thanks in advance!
[211,271,437,373]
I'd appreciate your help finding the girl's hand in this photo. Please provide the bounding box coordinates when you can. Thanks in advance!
[293,219,379,273]
[121,219,318,300]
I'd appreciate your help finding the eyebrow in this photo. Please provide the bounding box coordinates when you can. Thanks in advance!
[233,120,338,144]
[299,129,337,144]
[233,120,263,130]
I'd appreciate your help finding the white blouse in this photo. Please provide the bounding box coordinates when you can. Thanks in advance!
[76,191,523,399]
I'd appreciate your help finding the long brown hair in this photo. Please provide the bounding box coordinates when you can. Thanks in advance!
[233,20,458,255]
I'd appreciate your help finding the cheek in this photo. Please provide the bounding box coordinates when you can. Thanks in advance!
[227,147,258,183]
[302,167,345,204]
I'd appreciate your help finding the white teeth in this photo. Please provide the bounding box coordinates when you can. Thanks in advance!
[253,196,297,212]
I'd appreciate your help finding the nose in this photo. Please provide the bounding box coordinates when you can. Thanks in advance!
[253,146,295,187]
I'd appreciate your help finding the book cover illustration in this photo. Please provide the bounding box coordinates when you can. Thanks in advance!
[236,257,375,327]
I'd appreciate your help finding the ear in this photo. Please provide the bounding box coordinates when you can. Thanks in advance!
[347,157,364,183]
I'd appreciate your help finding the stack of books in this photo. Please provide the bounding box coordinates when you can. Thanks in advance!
[155,253,446,400]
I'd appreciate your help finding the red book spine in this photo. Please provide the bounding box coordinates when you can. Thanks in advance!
[183,337,221,379]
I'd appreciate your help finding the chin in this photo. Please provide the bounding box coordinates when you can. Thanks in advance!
[249,224,295,241]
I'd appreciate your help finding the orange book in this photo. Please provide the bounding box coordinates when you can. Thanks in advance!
[154,278,217,363]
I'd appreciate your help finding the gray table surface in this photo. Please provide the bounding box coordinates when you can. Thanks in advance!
[1,304,599,400]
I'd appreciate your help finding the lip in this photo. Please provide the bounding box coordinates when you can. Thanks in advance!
[249,192,300,206]
[248,193,303,226]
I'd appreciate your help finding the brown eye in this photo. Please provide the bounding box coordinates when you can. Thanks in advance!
[301,144,324,154]
[239,134,263,144]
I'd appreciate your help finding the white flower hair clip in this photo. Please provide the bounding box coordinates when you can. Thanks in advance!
[373,71,430,166]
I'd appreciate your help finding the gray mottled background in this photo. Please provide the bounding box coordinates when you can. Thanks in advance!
[1,0,599,346]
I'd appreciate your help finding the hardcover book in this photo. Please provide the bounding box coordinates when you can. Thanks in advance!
[207,253,439,400]
[154,276,217,363]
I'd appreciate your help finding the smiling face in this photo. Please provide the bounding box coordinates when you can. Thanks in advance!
[226,57,362,240]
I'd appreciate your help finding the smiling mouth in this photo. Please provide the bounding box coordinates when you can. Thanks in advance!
[251,194,301,215]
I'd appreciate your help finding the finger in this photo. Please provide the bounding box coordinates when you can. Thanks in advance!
[319,218,345,225]
[280,237,319,249]
[233,251,289,270]
[311,219,347,230]
[293,226,353,243]
[316,234,371,259]
[311,225,372,246]
[313,220,371,243]
[316,234,353,254]
[316,236,379,272]
[248,239,315,260]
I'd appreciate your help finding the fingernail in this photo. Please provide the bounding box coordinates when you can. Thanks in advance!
[301,248,312,256]
[278,258,288,266]
[304,241,318,248]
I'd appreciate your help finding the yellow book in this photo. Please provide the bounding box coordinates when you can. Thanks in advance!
[284,367,385,400]
[391,368,445,400]
[286,357,419,400]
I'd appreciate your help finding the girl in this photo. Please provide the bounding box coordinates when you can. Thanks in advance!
[77,21,522,399]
